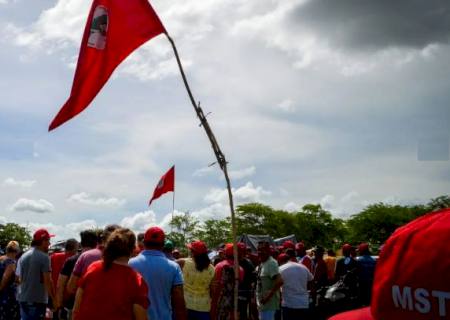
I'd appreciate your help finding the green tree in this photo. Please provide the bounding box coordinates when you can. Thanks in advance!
[0,223,32,249]
[427,195,450,211]
[235,203,274,235]
[167,212,199,251]
[346,203,422,245]
[193,219,232,249]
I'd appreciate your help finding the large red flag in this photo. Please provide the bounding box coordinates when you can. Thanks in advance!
[49,0,166,131]
[149,165,175,206]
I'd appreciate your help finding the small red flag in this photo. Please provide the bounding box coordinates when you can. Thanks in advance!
[149,165,175,206]
[49,0,166,131]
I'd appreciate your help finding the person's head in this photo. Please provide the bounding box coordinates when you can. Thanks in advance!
[103,228,136,270]
[342,243,352,257]
[285,248,296,260]
[80,230,98,250]
[315,246,325,259]
[6,240,20,258]
[257,241,271,262]
[143,226,165,250]
[327,249,336,257]
[163,240,174,254]
[31,229,55,252]
[237,242,247,260]
[218,249,225,259]
[283,240,295,251]
[172,249,180,260]
[65,238,79,254]
[100,224,121,245]
[137,233,145,249]
[295,242,306,257]
[277,253,289,265]
[187,240,210,271]
[358,243,370,256]
[224,243,234,259]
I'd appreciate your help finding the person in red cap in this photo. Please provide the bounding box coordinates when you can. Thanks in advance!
[335,243,358,295]
[256,241,283,320]
[129,226,186,320]
[17,228,56,320]
[329,208,450,320]
[211,243,244,320]
[295,242,313,272]
[178,240,214,320]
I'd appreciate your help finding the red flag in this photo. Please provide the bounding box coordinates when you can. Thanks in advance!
[149,165,175,206]
[49,0,166,131]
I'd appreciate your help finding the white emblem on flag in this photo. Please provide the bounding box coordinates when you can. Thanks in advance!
[157,178,164,189]
[87,6,108,50]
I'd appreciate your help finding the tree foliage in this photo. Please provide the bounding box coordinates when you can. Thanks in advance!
[166,195,448,251]
[0,223,32,250]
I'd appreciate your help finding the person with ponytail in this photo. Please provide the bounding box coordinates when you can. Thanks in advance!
[72,228,149,320]
[178,240,215,320]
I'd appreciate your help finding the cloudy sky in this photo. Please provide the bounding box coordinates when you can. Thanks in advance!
[1,0,449,241]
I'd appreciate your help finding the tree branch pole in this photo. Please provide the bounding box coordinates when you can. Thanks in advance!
[166,33,239,319]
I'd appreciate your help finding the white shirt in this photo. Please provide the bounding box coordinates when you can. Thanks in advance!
[279,261,313,309]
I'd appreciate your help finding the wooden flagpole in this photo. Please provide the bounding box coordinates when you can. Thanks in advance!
[165,33,240,319]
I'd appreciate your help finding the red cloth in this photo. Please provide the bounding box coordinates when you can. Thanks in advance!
[49,0,165,131]
[214,259,244,284]
[328,307,372,320]
[51,252,74,286]
[78,260,149,320]
[149,165,175,205]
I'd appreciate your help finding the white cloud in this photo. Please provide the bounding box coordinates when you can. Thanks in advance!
[192,166,215,177]
[284,201,301,212]
[68,192,126,207]
[26,219,98,242]
[276,99,295,113]
[204,182,271,204]
[3,178,36,188]
[228,166,256,180]
[120,210,156,233]
[10,198,54,213]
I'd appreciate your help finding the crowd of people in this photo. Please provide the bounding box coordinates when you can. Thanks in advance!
[0,223,378,320]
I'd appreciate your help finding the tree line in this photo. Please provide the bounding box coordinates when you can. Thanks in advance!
[167,195,450,253]
[0,195,448,253]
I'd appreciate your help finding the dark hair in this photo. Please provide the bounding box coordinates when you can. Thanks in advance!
[327,249,336,257]
[80,230,98,249]
[144,240,164,250]
[65,239,79,252]
[31,239,42,247]
[193,252,211,272]
[285,248,295,259]
[103,228,136,271]
[137,233,145,242]
[100,224,121,243]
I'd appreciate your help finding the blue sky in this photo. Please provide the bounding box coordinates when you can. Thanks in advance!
[1,0,449,241]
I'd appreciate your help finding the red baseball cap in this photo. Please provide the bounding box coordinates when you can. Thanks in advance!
[33,229,55,241]
[283,240,295,250]
[295,242,305,250]
[187,240,207,255]
[329,208,450,320]
[144,226,165,243]
[224,243,234,257]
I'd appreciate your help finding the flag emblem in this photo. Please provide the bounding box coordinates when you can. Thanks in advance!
[157,178,164,189]
[88,6,108,50]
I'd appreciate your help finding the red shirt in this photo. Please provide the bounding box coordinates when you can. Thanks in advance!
[51,252,74,286]
[78,260,149,320]
[215,259,244,283]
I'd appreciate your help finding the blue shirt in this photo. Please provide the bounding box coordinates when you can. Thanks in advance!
[129,250,183,320]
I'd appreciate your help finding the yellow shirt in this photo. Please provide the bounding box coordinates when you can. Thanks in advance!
[183,258,215,312]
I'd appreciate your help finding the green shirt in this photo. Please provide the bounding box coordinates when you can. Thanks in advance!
[256,256,280,311]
